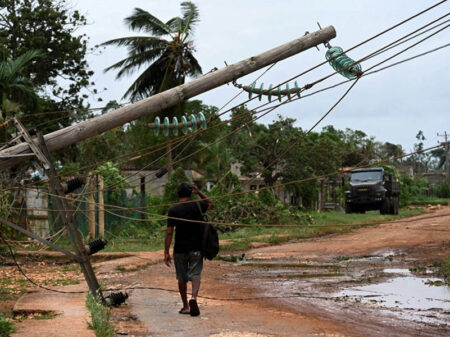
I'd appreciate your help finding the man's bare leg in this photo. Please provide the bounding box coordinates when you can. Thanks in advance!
[191,278,201,300]
[178,280,189,311]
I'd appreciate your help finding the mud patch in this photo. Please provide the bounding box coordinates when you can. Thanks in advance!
[13,310,59,320]
[209,332,273,337]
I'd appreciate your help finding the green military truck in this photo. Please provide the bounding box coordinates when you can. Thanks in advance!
[345,167,400,215]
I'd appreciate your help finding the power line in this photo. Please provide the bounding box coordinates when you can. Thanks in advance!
[2,3,448,210]
[3,8,445,192]
[13,143,444,220]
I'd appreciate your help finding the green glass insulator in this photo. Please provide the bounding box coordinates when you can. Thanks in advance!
[294,81,301,98]
[286,83,291,100]
[325,46,362,79]
[172,117,179,136]
[153,117,160,136]
[258,83,264,101]
[249,82,256,99]
[163,117,170,136]
[189,114,197,132]
[197,112,207,129]
[181,116,188,135]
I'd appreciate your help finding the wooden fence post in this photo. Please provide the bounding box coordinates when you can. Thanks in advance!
[98,175,105,238]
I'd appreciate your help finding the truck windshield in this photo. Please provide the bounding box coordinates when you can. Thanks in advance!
[350,171,383,182]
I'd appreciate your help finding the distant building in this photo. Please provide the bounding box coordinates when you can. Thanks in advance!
[230,162,298,205]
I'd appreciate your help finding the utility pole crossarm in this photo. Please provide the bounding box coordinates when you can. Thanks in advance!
[0,26,336,170]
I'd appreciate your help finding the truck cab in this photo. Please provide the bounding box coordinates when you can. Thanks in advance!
[345,167,400,215]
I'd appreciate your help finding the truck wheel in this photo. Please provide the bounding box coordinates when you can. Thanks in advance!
[394,197,399,215]
[389,197,396,214]
[345,204,352,214]
[380,199,390,215]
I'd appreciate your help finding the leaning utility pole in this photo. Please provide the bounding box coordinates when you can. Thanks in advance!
[0,26,336,299]
[11,119,101,298]
[0,26,336,169]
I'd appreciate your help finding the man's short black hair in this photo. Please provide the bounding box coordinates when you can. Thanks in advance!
[177,182,192,198]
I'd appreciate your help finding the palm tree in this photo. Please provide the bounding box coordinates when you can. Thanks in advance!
[102,2,202,102]
[0,50,41,121]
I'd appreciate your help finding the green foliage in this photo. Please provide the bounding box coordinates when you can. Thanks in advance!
[0,313,14,337]
[208,173,291,230]
[0,190,12,219]
[163,167,190,204]
[440,257,450,281]
[0,0,98,167]
[399,174,429,206]
[258,189,277,206]
[0,0,94,108]
[0,50,42,122]
[381,164,399,178]
[85,293,115,337]
[95,162,130,204]
[434,183,450,198]
[0,190,13,235]
[77,128,126,168]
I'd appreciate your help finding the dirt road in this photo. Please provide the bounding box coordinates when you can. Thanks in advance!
[130,207,450,337]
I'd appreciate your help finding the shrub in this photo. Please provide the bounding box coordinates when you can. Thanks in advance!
[399,174,428,206]
[95,162,130,204]
[436,183,450,198]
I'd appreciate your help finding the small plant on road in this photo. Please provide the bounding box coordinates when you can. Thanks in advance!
[0,313,14,337]
[86,293,115,337]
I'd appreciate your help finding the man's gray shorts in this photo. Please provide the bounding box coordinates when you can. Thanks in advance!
[174,251,203,282]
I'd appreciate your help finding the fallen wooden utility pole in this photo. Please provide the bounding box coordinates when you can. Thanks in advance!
[0,26,336,170]
[9,118,102,298]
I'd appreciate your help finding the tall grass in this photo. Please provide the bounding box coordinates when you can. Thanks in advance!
[85,293,115,337]
[0,314,14,337]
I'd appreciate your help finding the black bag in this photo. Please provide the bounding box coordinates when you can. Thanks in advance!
[196,202,219,260]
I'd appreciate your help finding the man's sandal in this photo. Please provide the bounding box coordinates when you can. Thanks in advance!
[189,299,200,316]
[179,308,190,315]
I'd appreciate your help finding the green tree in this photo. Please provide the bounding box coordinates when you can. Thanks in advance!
[0,0,96,142]
[0,0,93,102]
[102,2,202,101]
[231,114,302,187]
[0,50,41,121]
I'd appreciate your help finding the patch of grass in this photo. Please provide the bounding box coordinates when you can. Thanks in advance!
[85,293,115,337]
[0,313,15,337]
[409,266,427,274]
[54,234,165,253]
[115,262,151,272]
[425,279,444,286]
[0,278,28,298]
[220,239,252,252]
[439,257,450,281]
[408,198,449,206]
[218,208,427,252]
[215,255,241,263]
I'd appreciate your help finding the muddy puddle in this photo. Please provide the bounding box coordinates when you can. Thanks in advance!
[337,268,449,310]
[335,268,450,325]
[226,252,450,334]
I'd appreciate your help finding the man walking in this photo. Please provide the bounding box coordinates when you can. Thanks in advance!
[164,182,214,316]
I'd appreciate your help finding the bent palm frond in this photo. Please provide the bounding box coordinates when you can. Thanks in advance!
[125,8,172,36]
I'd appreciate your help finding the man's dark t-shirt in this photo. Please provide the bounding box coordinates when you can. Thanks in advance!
[167,200,209,253]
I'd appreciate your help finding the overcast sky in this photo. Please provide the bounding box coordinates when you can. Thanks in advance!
[74,0,449,153]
